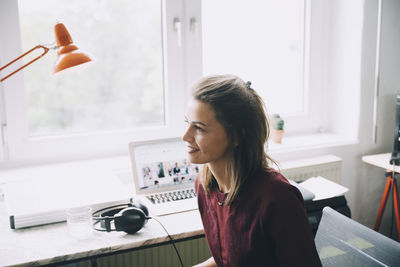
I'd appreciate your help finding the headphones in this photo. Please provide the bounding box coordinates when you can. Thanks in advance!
[93,200,186,267]
[92,200,150,234]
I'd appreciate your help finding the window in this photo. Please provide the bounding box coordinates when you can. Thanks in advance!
[0,0,190,162]
[201,0,322,135]
[0,0,320,164]
[19,0,165,136]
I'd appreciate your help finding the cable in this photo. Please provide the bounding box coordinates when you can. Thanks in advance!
[150,216,185,267]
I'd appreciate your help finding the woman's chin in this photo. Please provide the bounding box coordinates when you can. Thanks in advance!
[187,154,204,164]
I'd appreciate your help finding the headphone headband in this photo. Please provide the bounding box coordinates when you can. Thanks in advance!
[92,203,132,220]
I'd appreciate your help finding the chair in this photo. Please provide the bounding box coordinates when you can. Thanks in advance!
[315,207,400,266]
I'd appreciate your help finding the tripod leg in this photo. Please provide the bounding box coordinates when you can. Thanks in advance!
[392,177,400,241]
[374,174,393,231]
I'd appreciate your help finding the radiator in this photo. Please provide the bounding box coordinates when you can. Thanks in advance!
[72,155,342,267]
[278,155,342,184]
[75,237,210,267]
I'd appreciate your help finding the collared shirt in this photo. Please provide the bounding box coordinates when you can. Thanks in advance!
[195,168,322,267]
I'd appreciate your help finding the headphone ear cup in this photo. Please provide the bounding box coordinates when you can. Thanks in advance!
[130,201,149,222]
[136,202,149,217]
[114,207,146,234]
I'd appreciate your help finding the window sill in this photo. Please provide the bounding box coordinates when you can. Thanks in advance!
[0,133,357,179]
[268,132,358,155]
[0,132,358,176]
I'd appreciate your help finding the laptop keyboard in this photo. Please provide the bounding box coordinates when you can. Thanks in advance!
[147,189,196,204]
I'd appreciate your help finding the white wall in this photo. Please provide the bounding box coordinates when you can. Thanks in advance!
[273,0,399,238]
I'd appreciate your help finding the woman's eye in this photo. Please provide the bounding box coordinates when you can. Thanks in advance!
[184,118,205,132]
[195,125,204,132]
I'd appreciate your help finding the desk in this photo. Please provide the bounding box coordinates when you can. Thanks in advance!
[0,196,205,267]
[362,153,400,172]
[0,154,343,266]
[362,153,400,241]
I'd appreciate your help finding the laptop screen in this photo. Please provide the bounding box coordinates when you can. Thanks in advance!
[129,138,199,194]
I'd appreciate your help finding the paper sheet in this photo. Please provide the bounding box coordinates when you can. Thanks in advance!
[299,176,348,200]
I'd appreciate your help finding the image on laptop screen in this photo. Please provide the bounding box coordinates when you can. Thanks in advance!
[129,138,199,195]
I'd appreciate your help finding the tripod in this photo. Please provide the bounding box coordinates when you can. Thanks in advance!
[374,170,400,241]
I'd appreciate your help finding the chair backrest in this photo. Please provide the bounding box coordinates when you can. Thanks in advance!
[315,207,400,267]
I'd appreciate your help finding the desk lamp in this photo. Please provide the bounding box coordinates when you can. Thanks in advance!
[0,22,92,82]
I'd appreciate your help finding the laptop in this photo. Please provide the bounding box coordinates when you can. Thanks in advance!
[129,138,199,216]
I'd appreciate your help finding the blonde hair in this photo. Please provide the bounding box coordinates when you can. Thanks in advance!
[192,74,274,205]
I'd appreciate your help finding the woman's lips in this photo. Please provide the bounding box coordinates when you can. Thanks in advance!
[187,146,200,153]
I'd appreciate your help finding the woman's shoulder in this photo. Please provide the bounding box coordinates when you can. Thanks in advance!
[251,168,302,201]
[256,168,290,188]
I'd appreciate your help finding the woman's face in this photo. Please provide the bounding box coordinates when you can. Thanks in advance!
[182,99,232,167]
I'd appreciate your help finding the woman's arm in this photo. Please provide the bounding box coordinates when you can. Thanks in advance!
[192,257,217,267]
[267,185,322,266]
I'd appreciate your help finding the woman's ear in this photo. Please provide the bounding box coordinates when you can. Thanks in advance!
[233,138,239,147]
[233,129,244,147]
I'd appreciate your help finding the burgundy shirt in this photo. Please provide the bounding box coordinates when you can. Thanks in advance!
[195,169,322,267]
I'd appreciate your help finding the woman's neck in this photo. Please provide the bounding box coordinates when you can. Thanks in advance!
[207,161,231,193]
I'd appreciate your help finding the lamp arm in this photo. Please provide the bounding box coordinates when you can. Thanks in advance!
[0,45,50,82]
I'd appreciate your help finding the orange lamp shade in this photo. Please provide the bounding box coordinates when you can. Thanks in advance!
[53,23,92,73]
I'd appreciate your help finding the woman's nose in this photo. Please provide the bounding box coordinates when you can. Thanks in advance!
[182,125,192,142]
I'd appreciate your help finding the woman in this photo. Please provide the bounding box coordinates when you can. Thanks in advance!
[182,75,322,267]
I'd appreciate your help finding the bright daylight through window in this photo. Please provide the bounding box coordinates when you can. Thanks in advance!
[202,0,306,116]
[18,0,164,136]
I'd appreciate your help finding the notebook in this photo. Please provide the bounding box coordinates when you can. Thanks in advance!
[129,138,199,216]
[299,176,349,201]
